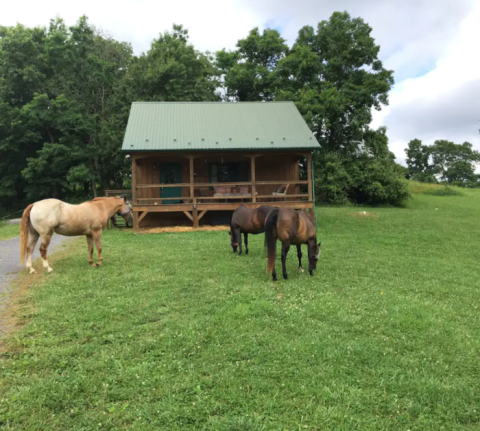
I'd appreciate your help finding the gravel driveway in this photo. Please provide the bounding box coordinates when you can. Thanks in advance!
[0,233,76,335]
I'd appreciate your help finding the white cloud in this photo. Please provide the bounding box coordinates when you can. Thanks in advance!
[373,2,480,164]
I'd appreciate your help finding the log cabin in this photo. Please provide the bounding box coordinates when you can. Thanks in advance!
[122,101,320,231]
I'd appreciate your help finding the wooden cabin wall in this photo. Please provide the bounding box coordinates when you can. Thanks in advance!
[135,155,190,200]
[192,155,251,183]
[255,154,299,195]
[135,158,159,199]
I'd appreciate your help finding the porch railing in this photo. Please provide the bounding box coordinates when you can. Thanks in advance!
[133,180,310,205]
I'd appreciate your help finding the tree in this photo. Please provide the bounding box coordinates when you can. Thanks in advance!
[430,140,479,186]
[276,12,394,154]
[0,16,135,210]
[217,12,406,205]
[405,139,436,183]
[406,139,480,187]
[0,24,52,211]
[127,25,220,102]
[216,28,289,101]
[277,12,404,205]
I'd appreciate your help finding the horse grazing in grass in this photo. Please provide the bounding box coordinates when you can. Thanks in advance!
[20,197,132,273]
[229,205,276,255]
[265,208,321,281]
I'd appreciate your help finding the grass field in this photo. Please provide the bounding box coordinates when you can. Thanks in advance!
[0,222,19,241]
[1,190,480,430]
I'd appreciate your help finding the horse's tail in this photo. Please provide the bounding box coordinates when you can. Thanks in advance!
[20,204,34,264]
[265,208,279,274]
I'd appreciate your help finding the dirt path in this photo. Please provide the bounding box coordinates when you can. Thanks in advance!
[0,234,76,335]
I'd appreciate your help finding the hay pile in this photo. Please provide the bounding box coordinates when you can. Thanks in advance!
[139,225,229,234]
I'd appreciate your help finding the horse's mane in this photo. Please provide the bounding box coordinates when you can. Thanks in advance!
[89,197,122,203]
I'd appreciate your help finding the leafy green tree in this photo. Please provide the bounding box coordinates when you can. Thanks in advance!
[276,12,394,153]
[406,139,480,187]
[218,12,405,205]
[217,28,289,101]
[127,25,220,102]
[0,17,134,210]
[430,140,479,186]
[0,24,52,211]
[405,139,437,183]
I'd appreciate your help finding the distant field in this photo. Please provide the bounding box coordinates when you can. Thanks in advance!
[408,180,464,196]
[1,190,479,430]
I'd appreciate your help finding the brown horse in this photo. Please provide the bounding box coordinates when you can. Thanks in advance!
[265,208,321,281]
[229,205,276,255]
[20,197,132,273]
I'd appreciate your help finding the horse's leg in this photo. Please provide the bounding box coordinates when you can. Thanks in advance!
[39,234,53,273]
[93,231,103,267]
[86,235,95,267]
[281,242,290,280]
[297,245,304,273]
[272,260,277,282]
[26,228,40,274]
[244,232,249,255]
[236,228,243,255]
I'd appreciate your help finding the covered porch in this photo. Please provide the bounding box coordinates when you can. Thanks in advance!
[131,150,315,231]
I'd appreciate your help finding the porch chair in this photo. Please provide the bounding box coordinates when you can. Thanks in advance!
[271,184,290,201]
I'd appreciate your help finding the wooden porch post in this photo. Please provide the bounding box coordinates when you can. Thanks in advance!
[132,156,138,232]
[307,152,313,201]
[189,156,194,201]
[250,156,256,203]
[132,156,137,205]
[189,156,199,228]
[307,152,315,225]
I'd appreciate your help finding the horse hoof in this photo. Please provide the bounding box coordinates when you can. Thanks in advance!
[90,263,95,267]
[29,268,37,274]
[299,267,304,273]
[96,263,102,267]
[47,268,54,274]
[283,274,288,280]
[309,271,313,276]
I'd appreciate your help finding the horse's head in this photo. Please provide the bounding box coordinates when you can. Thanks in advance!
[117,197,133,224]
[228,230,238,253]
[308,239,322,271]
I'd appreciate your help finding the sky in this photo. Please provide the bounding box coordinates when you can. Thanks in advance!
[2,0,479,164]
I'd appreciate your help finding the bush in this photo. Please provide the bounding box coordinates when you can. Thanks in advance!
[314,152,352,205]
[314,152,411,207]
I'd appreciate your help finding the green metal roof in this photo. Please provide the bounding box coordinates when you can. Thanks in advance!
[122,102,319,152]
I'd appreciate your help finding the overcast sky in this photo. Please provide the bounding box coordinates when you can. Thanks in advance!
[2,0,479,164]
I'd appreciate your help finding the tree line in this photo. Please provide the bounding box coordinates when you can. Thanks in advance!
[405,139,479,187]
[1,12,411,215]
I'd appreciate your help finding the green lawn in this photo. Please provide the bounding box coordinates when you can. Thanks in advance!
[1,191,480,430]
[0,222,19,240]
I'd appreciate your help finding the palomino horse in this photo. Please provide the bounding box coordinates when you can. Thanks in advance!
[20,197,132,273]
[265,208,321,281]
[229,205,276,255]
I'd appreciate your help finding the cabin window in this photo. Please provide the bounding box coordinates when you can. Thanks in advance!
[209,162,249,183]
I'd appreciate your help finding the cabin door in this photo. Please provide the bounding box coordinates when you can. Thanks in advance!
[160,163,182,204]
